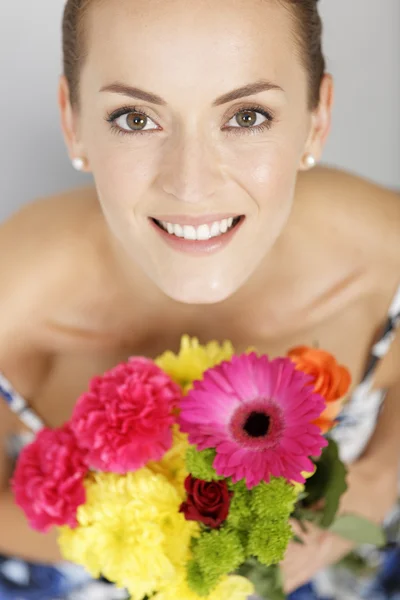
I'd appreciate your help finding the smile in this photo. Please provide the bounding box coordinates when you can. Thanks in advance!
[149,214,245,256]
[151,216,242,241]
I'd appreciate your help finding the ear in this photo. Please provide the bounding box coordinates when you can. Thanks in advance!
[299,73,334,170]
[58,75,91,172]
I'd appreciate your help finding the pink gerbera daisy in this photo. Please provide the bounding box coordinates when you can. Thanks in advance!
[178,353,328,488]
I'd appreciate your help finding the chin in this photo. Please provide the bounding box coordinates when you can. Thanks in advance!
[160,278,239,305]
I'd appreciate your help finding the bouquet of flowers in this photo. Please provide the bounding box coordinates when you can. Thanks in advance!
[13,336,368,600]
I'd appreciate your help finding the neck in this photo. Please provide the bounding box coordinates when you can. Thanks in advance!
[102,200,308,342]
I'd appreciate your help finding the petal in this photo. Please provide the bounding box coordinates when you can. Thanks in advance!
[216,441,238,455]
[279,437,308,455]
[227,448,249,468]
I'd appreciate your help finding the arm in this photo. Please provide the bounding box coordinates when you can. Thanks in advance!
[0,352,64,563]
[0,201,66,562]
[282,375,400,593]
[0,490,62,563]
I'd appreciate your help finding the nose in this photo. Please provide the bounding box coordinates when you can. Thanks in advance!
[156,134,225,204]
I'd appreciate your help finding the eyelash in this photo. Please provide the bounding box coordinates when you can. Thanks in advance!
[105,104,275,138]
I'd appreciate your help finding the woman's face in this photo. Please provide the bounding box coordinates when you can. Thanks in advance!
[73,0,316,303]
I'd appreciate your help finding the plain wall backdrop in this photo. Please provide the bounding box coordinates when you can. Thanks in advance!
[0,0,399,222]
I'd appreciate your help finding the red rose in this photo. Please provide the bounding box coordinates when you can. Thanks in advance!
[179,475,233,528]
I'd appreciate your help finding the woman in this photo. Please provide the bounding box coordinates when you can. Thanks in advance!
[0,0,399,598]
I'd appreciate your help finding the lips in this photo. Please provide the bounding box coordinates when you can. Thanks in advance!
[149,215,245,256]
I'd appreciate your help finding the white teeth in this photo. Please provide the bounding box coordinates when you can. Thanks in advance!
[183,225,197,240]
[196,224,211,240]
[210,222,220,237]
[173,224,183,237]
[157,217,240,240]
[219,219,228,233]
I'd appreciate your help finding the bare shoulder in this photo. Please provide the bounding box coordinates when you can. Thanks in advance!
[0,187,98,435]
[1,184,101,249]
[298,166,400,385]
[0,185,103,338]
[306,164,400,211]
[298,165,400,273]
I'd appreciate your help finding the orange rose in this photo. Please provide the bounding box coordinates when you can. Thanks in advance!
[287,346,351,433]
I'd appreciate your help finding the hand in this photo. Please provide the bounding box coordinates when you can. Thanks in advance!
[281,376,400,594]
[281,519,354,594]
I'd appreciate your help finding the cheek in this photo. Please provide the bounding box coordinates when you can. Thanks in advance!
[87,139,160,218]
[231,138,299,216]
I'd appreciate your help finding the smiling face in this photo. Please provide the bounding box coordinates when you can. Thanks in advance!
[62,0,325,304]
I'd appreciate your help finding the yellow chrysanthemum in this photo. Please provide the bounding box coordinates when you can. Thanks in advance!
[153,573,254,600]
[58,470,200,600]
[148,424,190,498]
[155,335,235,392]
[213,575,255,600]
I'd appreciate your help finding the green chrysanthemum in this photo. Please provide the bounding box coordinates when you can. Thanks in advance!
[250,478,298,520]
[185,446,223,481]
[189,528,246,594]
[226,480,252,531]
[186,559,218,597]
[247,520,293,567]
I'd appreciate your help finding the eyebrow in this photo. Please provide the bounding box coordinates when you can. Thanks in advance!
[100,79,284,107]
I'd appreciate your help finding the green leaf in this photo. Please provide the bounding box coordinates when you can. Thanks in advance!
[323,440,348,526]
[329,514,386,546]
[304,438,348,528]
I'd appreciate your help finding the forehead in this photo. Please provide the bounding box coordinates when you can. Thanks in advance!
[83,0,304,104]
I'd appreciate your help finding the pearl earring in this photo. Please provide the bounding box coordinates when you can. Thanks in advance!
[72,157,85,171]
[304,153,316,169]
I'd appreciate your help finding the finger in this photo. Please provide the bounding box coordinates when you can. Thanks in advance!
[290,518,311,540]
[290,518,326,544]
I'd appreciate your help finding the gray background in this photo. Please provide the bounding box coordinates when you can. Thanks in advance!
[0,0,399,222]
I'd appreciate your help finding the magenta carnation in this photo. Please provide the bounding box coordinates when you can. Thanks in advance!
[71,357,182,473]
[178,353,328,488]
[11,424,88,532]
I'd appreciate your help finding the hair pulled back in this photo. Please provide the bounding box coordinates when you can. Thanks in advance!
[62,0,325,110]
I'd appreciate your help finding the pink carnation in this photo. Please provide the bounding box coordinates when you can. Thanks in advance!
[11,424,88,532]
[71,357,181,473]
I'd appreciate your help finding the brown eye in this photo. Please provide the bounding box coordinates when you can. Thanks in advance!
[126,112,149,130]
[225,107,272,132]
[235,110,258,128]
[113,111,159,133]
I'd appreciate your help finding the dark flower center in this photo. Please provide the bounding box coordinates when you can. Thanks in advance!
[243,412,270,438]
